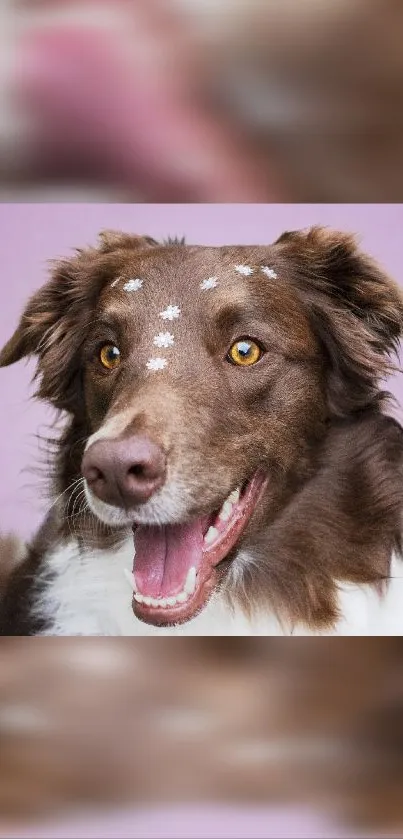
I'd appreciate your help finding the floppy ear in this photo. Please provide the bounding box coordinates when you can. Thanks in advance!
[275,226,403,416]
[0,274,67,368]
[0,257,100,413]
[0,230,157,411]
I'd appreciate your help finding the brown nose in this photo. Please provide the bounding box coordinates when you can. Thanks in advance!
[82,435,166,508]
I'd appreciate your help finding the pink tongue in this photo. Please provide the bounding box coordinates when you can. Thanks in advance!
[133,520,205,598]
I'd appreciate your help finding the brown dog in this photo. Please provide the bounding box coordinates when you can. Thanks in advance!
[0,228,403,635]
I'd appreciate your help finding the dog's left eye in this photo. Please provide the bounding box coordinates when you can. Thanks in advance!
[227,338,263,366]
[99,344,121,370]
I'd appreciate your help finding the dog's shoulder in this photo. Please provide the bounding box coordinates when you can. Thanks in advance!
[0,513,61,635]
[0,549,47,636]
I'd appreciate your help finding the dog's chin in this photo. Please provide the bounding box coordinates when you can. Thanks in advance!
[86,471,267,627]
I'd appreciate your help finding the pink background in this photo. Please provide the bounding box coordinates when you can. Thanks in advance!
[1,203,402,541]
[13,805,363,839]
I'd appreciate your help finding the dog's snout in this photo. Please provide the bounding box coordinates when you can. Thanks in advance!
[82,436,166,508]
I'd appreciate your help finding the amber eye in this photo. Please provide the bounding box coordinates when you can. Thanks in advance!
[228,338,263,367]
[99,344,121,370]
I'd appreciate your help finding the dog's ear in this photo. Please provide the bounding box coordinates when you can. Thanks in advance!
[275,226,403,416]
[0,273,68,369]
[0,231,157,411]
[0,255,100,412]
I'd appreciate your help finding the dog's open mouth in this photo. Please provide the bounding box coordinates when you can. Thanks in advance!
[125,471,267,626]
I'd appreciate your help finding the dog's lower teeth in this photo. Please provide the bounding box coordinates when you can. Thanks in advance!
[132,569,198,609]
[229,488,241,503]
[134,588,191,608]
[166,596,177,607]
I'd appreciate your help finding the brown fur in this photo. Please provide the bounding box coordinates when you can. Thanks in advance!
[0,536,26,595]
[0,227,403,633]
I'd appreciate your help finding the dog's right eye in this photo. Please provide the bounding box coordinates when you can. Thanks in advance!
[99,344,121,370]
[227,338,263,367]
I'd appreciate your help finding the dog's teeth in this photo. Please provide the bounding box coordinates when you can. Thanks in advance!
[219,500,233,522]
[133,585,196,608]
[137,593,190,608]
[204,526,219,545]
[184,566,197,595]
[166,596,177,607]
[229,488,240,504]
[123,569,136,592]
[148,597,159,608]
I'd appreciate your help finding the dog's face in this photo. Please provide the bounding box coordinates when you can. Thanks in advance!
[1,228,402,628]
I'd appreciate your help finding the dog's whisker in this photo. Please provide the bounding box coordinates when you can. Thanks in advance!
[67,489,87,523]
[64,487,89,542]
[49,478,84,517]
[64,485,84,523]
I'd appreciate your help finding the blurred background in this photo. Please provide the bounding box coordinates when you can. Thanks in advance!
[0,639,403,837]
[0,0,403,202]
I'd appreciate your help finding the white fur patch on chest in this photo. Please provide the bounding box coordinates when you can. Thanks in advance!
[34,542,403,636]
[34,540,244,637]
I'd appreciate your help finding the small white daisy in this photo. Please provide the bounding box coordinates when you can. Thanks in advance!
[160,304,181,321]
[146,357,167,371]
[261,266,278,279]
[153,331,174,349]
[123,278,143,292]
[200,276,218,291]
[235,264,253,276]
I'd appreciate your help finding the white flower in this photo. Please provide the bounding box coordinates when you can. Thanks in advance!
[200,276,218,291]
[235,264,253,276]
[146,357,167,371]
[261,266,278,279]
[153,331,174,349]
[160,304,181,321]
[123,278,143,292]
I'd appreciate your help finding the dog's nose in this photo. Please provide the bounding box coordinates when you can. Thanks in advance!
[82,436,166,507]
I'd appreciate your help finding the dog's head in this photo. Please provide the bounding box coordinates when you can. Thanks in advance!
[1,227,403,628]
